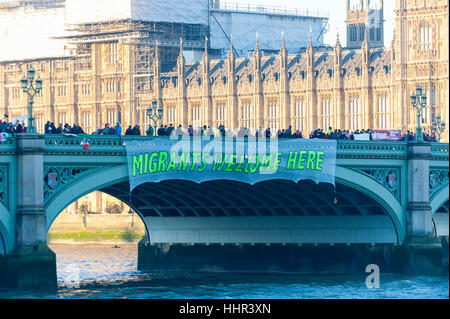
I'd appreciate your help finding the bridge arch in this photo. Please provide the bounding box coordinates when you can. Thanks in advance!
[335,166,404,242]
[431,184,449,215]
[45,163,404,244]
[45,164,149,235]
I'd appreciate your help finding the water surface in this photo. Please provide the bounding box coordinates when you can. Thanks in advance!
[0,244,448,299]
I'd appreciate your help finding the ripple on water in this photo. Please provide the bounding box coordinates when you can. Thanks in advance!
[0,244,448,299]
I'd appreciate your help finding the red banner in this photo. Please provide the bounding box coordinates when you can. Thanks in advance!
[371,130,402,141]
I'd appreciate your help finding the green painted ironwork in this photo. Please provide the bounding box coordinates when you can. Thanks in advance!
[353,167,401,200]
[0,166,7,208]
[43,166,93,204]
[430,169,450,201]
[431,143,449,160]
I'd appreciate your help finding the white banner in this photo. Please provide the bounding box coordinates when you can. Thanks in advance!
[353,134,371,141]
[125,137,337,191]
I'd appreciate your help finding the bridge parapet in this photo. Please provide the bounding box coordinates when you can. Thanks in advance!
[40,135,435,159]
[431,143,449,160]
[336,141,408,159]
[0,139,16,154]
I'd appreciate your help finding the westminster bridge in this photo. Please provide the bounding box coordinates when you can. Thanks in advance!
[0,135,448,290]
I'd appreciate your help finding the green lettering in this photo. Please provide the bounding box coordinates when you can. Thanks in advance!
[158,152,168,172]
[132,154,143,177]
[149,152,159,173]
[144,153,148,174]
[316,151,324,171]
[250,155,259,174]
[212,153,223,171]
[260,154,273,172]
[191,153,202,171]
[225,154,237,172]
[213,153,227,171]
[244,157,251,173]
[198,153,209,172]
[167,152,177,171]
[297,151,307,169]
[178,152,190,171]
[272,152,282,171]
[286,152,297,170]
[306,151,316,170]
[235,155,245,172]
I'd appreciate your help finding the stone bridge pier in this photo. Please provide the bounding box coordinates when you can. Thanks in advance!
[407,142,434,236]
[0,135,56,291]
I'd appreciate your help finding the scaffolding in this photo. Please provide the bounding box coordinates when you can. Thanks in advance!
[52,17,208,110]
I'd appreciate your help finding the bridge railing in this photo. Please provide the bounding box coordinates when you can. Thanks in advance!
[431,143,449,160]
[0,139,16,153]
[336,141,408,158]
[40,135,428,158]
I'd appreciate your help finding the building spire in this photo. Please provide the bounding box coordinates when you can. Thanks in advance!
[154,40,160,75]
[228,33,235,61]
[280,31,287,70]
[308,27,313,48]
[179,37,183,60]
[177,37,185,77]
[362,26,369,49]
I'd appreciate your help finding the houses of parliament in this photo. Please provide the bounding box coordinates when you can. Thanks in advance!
[0,0,448,143]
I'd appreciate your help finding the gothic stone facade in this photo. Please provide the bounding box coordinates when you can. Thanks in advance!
[0,0,448,142]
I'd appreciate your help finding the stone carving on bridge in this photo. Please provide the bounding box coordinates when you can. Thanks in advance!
[43,166,92,204]
[0,166,7,208]
[429,169,449,200]
[354,168,401,200]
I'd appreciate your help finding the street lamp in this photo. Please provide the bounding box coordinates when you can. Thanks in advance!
[147,99,163,136]
[20,68,42,134]
[431,114,446,143]
[410,86,427,142]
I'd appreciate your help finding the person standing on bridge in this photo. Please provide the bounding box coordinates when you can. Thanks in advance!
[114,122,122,136]
[145,125,153,136]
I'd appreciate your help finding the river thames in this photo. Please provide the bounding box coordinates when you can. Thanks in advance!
[0,244,448,299]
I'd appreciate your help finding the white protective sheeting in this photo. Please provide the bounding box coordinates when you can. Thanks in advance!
[0,1,68,61]
[210,10,327,56]
[65,0,209,25]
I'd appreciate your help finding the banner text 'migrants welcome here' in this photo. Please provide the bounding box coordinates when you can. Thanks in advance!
[131,150,325,177]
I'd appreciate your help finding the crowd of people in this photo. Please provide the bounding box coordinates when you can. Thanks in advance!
[0,116,440,143]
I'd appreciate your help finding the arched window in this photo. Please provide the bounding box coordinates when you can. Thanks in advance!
[167,106,177,125]
[419,23,432,50]
[35,115,44,133]
[191,103,202,130]
[106,108,117,125]
[294,98,305,132]
[267,99,280,134]
[57,112,68,126]
[349,95,361,131]
[320,97,333,130]
[215,102,227,126]
[81,111,92,133]
[377,94,390,129]
[241,100,254,130]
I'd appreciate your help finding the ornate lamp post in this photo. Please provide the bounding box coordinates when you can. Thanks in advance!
[20,68,42,134]
[431,115,446,142]
[147,100,163,136]
[410,86,427,142]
